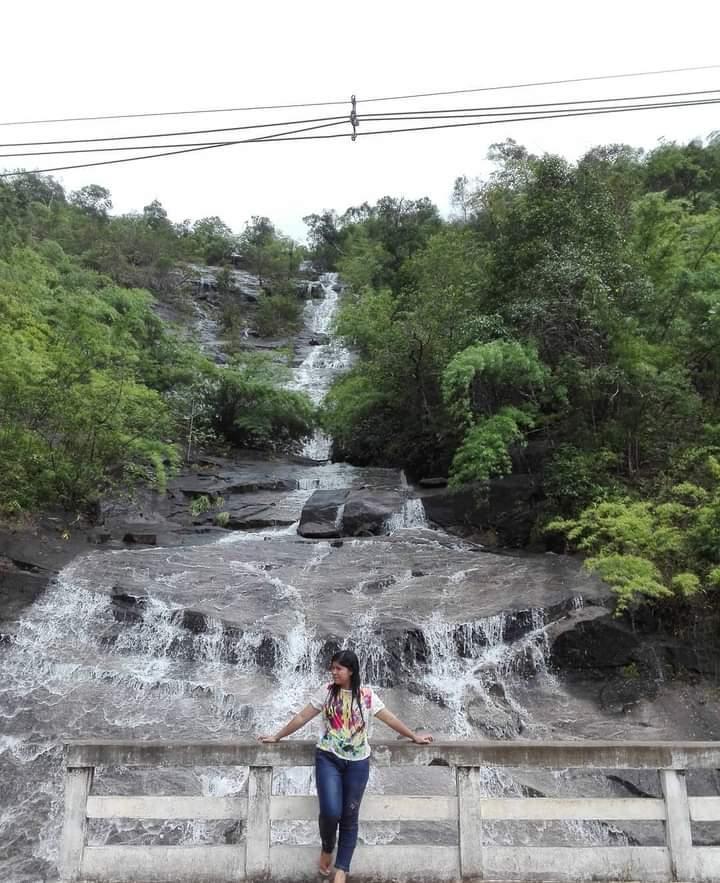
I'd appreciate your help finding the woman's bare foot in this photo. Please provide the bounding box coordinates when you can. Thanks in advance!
[332,870,346,883]
[319,850,332,876]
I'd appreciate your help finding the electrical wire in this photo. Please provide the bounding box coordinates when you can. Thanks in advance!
[1,63,719,126]
[1,94,718,178]
[0,120,347,178]
[359,64,720,104]
[2,87,718,152]
[0,112,349,149]
[366,97,720,125]
[268,97,720,140]
[358,88,720,118]
[3,96,719,159]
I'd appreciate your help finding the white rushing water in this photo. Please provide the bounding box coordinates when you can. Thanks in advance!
[290,273,353,461]
[0,269,617,881]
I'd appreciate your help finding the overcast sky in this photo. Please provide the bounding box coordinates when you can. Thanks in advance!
[2,0,719,240]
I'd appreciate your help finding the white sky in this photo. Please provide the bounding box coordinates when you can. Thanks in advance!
[2,0,719,240]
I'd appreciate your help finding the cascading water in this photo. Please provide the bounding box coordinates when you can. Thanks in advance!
[290,273,353,462]
[385,497,429,531]
[0,268,624,882]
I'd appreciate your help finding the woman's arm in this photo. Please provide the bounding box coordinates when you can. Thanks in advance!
[257,703,321,743]
[375,708,433,744]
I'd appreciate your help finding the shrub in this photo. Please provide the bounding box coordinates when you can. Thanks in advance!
[210,354,315,450]
[254,292,303,337]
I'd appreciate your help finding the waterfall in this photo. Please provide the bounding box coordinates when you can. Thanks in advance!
[0,264,630,881]
[385,497,429,531]
[289,273,353,461]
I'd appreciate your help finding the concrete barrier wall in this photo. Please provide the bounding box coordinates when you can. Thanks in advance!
[61,739,720,882]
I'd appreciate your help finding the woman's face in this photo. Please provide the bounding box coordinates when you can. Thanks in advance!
[330,661,352,688]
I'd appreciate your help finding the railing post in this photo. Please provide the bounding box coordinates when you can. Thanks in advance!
[60,765,94,882]
[245,766,272,880]
[660,768,695,882]
[457,766,483,879]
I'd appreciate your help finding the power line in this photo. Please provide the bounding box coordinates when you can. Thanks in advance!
[3,86,718,152]
[3,96,719,159]
[359,64,720,104]
[0,120,347,178]
[0,112,348,149]
[2,95,718,178]
[359,88,720,118]
[273,97,720,141]
[367,97,720,125]
[1,63,719,127]
[0,100,350,128]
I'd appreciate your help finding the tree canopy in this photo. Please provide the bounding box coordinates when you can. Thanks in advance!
[0,174,315,514]
[312,135,720,613]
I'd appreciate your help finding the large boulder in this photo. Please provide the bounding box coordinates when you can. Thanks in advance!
[551,615,643,671]
[421,474,544,547]
[298,489,405,538]
[419,477,448,488]
[342,490,403,536]
[298,489,349,538]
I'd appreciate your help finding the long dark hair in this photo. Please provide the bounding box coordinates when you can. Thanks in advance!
[329,649,365,728]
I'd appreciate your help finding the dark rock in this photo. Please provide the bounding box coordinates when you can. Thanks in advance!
[179,609,208,634]
[111,590,147,609]
[219,477,297,494]
[330,540,344,548]
[360,576,396,595]
[222,512,296,530]
[110,590,147,624]
[421,475,543,547]
[0,570,48,622]
[308,335,330,346]
[298,489,349,539]
[551,616,642,671]
[256,635,278,669]
[419,477,448,488]
[341,489,403,536]
[664,645,720,678]
[600,675,659,712]
[0,555,43,574]
[411,569,426,577]
[0,525,95,621]
[122,532,157,545]
[168,476,228,497]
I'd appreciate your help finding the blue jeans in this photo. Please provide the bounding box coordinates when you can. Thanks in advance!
[315,748,370,872]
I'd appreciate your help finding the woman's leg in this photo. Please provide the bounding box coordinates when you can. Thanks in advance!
[333,757,370,874]
[315,750,343,868]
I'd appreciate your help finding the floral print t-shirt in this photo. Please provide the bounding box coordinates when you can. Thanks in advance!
[310,684,385,761]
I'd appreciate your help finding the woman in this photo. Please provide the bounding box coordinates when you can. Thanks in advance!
[258,649,432,883]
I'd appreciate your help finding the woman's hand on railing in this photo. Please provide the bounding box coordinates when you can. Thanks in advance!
[412,733,433,744]
[256,735,280,743]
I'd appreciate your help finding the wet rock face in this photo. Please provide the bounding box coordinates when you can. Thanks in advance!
[0,560,49,626]
[341,490,404,536]
[552,617,643,671]
[298,488,404,538]
[421,475,544,547]
[80,530,608,649]
[298,489,348,538]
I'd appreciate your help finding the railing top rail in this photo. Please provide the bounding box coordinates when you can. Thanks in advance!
[63,739,720,770]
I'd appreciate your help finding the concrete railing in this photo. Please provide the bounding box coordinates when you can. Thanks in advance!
[61,740,720,882]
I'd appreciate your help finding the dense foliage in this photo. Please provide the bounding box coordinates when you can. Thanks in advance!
[313,136,720,612]
[0,175,313,514]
